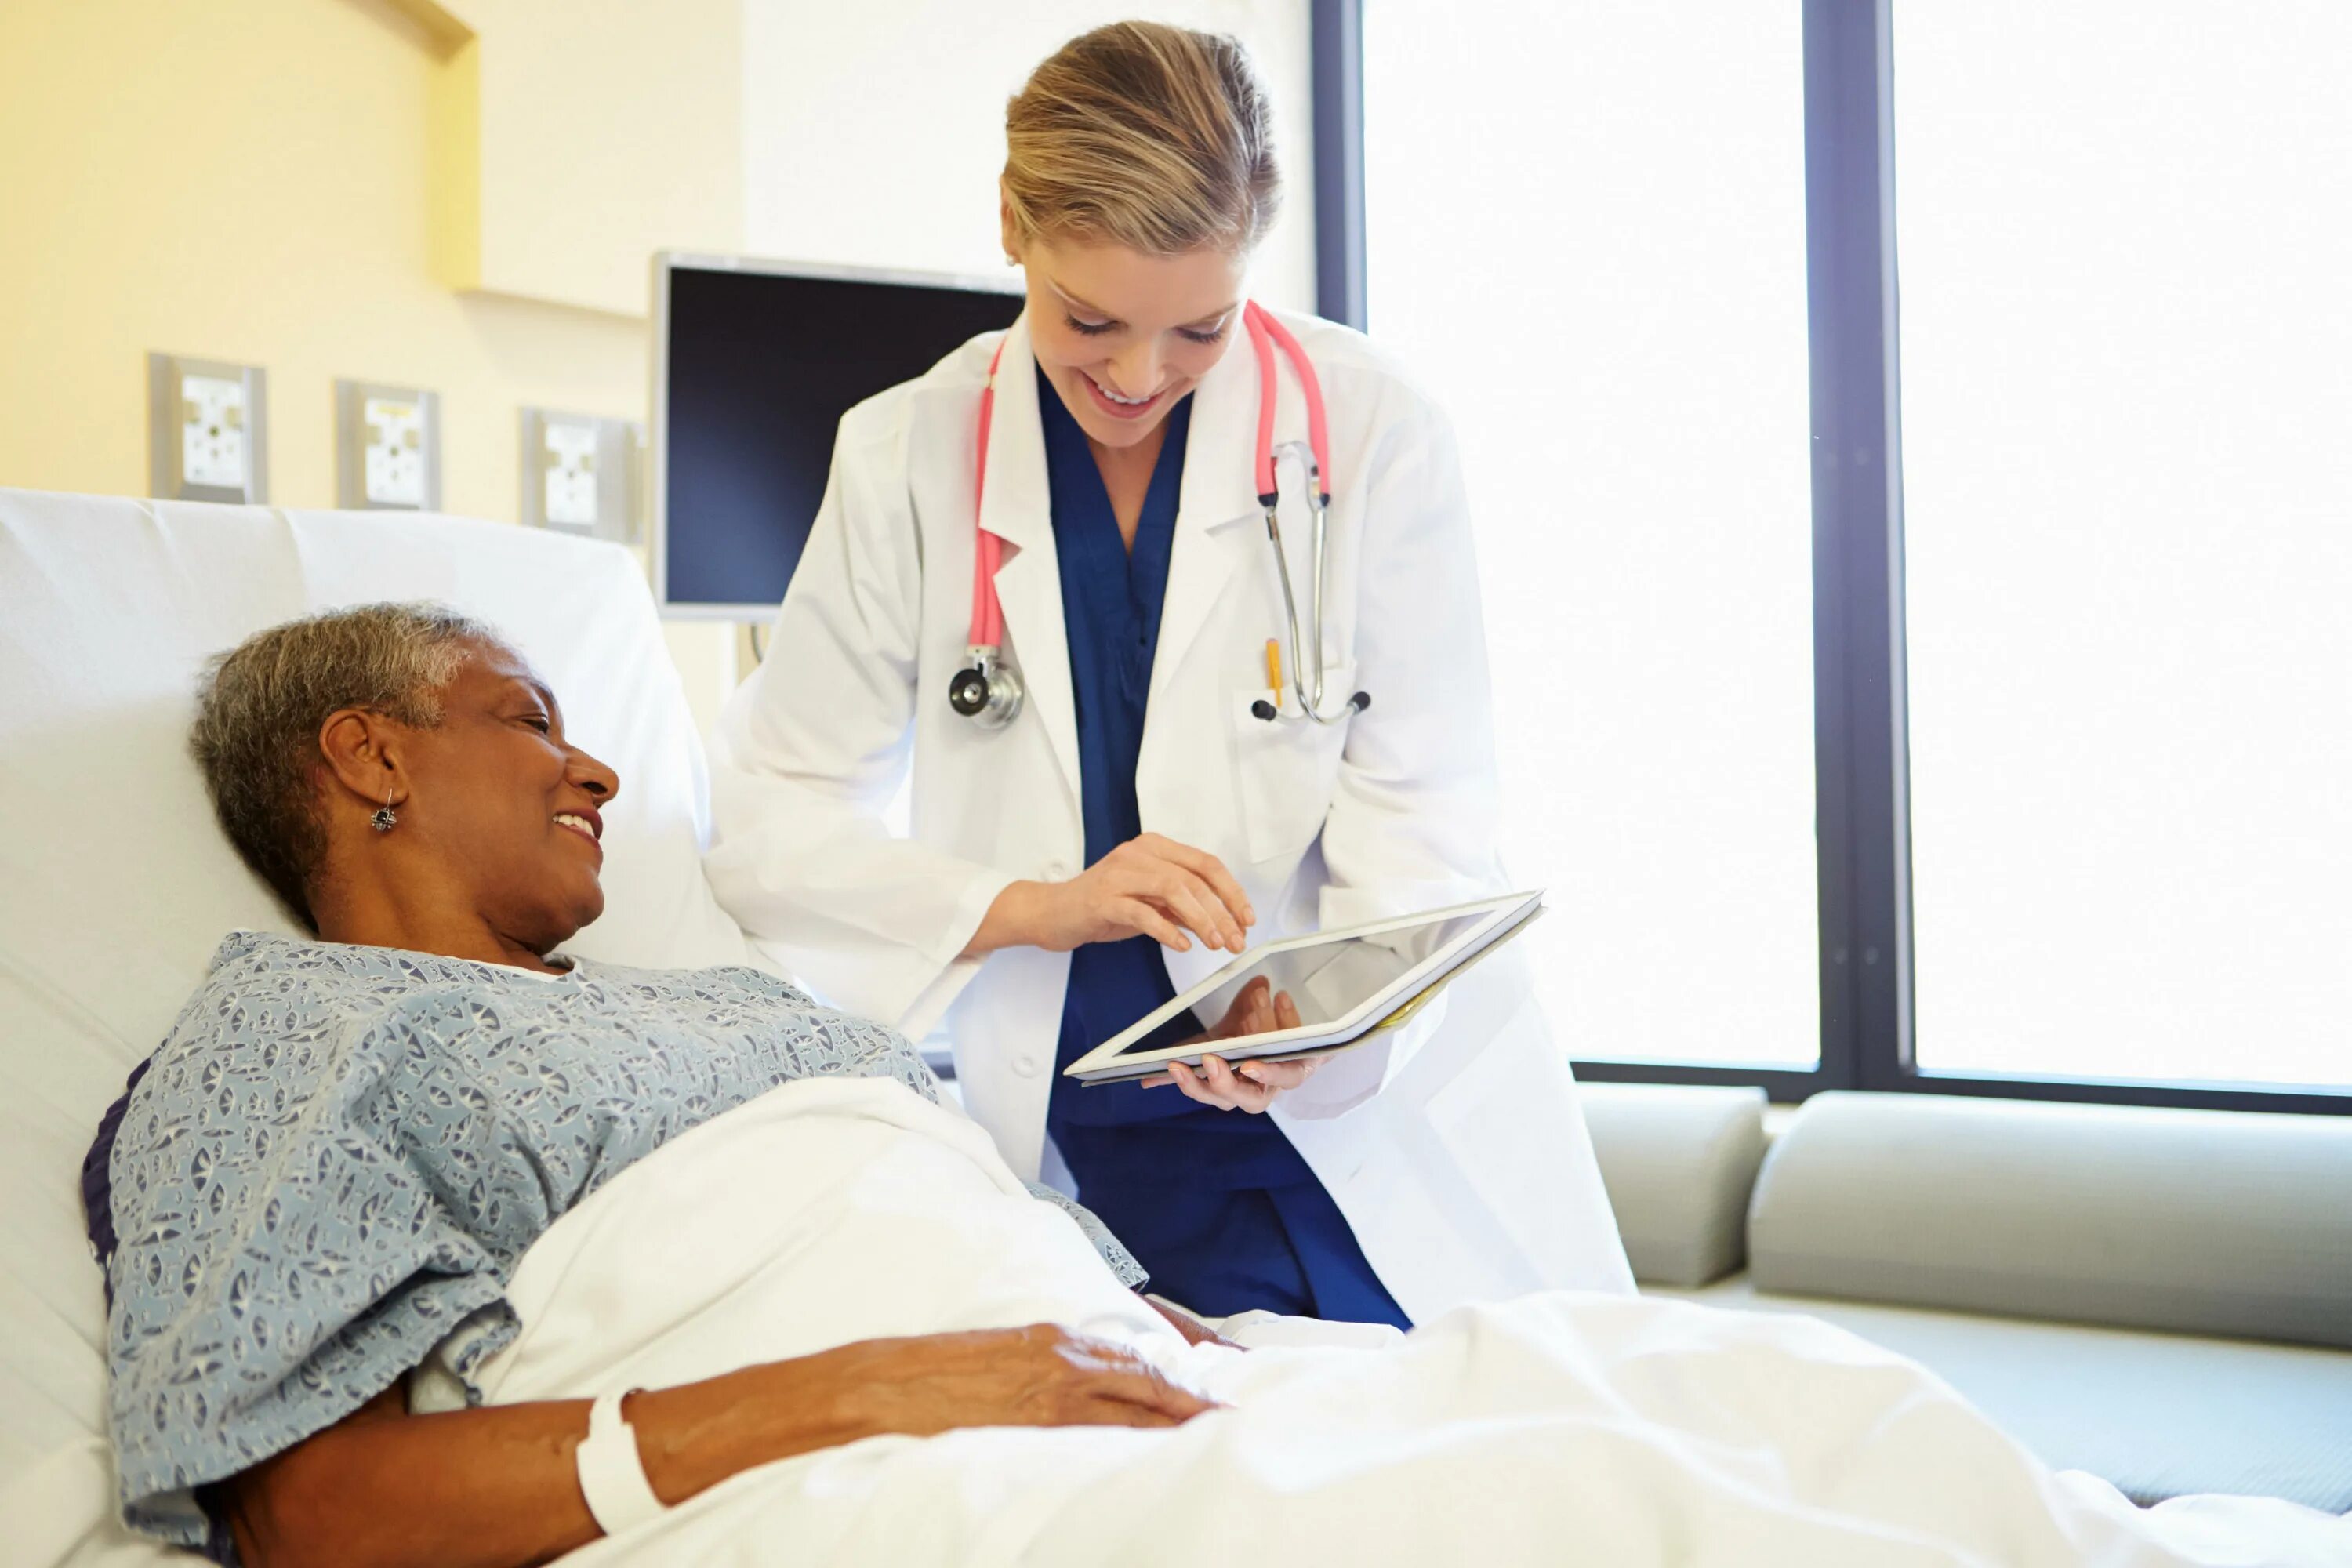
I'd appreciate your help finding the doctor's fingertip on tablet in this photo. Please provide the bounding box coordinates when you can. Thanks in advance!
[704,21,1632,1326]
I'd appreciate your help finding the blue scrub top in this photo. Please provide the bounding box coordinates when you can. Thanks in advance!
[1035,368,1408,1329]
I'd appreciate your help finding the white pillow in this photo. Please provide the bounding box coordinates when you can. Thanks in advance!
[0,487,754,1562]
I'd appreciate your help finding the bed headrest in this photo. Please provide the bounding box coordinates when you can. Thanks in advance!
[0,486,753,1541]
[0,488,753,1033]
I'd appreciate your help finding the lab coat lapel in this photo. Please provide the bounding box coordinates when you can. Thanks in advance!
[1150,316,1312,706]
[975,319,1082,817]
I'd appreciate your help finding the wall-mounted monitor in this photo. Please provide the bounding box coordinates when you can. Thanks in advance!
[652,253,1024,621]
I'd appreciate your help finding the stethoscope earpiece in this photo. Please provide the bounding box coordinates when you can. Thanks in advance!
[1252,691,1368,724]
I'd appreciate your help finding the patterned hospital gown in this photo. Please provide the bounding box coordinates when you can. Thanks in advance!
[89,931,1144,1558]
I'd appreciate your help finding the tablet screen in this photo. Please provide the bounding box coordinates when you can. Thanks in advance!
[1112,908,1494,1055]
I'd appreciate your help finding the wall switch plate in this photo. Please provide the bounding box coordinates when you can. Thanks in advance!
[148,353,268,503]
[520,408,643,543]
[336,381,441,510]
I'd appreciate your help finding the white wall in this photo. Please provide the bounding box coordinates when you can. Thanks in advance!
[739,0,1316,310]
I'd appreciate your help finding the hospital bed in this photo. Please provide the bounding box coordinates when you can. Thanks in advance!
[5,487,2347,1565]
[1,487,760,1563]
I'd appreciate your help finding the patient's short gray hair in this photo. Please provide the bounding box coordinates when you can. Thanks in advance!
[191,602,505,929]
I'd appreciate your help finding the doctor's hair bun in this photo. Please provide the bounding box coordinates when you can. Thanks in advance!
[1004,21,1280,257]
[188,602,503,931]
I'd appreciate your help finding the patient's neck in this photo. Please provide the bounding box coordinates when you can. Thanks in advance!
[310,869,568,976]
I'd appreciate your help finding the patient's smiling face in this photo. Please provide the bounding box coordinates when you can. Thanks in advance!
[397,644,621,951]
[315,638,622,963]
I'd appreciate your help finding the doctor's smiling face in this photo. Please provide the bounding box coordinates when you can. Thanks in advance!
[1011,224,1247,452]
[996,23,1275,453]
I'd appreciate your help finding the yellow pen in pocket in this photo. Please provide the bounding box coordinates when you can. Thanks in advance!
[1264,637,1283,701]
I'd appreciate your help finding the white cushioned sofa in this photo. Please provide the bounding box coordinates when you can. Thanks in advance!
[1578,1082,2352,1512]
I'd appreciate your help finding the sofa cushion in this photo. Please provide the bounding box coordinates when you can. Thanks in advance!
[1748,1091,2352,1348]
[1577,1083,1767,1286]
[1659,1274,2352,1514]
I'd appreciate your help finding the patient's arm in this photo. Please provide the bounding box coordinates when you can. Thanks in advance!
[1023,1179,1149,1286]
[219,1324,1212,1568]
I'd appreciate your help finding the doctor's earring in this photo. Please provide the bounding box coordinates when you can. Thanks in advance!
[370,784,399,833]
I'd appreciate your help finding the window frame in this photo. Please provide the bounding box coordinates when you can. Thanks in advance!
[1326,0,2350,1116]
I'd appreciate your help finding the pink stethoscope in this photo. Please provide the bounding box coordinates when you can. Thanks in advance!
[948,300,1372,731]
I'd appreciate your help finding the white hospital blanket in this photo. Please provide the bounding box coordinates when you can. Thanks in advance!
[474,1078,2350,1567]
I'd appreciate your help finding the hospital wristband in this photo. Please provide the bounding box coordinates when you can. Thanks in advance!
[576,1388,668,1537]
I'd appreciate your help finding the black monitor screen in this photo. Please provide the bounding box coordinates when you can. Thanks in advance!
[660,263,1023,613]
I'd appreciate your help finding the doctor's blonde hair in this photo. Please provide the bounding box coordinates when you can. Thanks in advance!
[1003,22,1281,256]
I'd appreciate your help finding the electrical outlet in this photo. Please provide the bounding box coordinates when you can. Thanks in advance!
[521,408,643,543]
[148,353,267,503]
[543,419,601,527]
[336,381,441,510]
[180,376,246,487]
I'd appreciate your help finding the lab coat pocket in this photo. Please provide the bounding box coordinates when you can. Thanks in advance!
[1228,662,1356,866]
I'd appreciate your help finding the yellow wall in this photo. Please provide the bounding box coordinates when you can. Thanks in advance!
[0,0,653,521]
[462,0,744,317]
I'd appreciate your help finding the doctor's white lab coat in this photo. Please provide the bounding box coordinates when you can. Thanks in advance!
[705,308,1632,1321]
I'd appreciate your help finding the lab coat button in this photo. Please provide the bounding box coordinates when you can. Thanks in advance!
[1045,859,1070,879]
[1014,1053,1041,1076]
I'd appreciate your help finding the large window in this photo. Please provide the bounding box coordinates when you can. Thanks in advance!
[1327,0,2350,1111]
[1896,2,2352,1091]
[1361,2,1822,1071]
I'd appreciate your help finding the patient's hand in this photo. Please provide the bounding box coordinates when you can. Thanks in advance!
[815,1323,1218,1435]
[1142,977,1320,1112]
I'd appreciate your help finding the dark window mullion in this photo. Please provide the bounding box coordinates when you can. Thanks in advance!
[1311,0,1368,331]
[1803,0,1911,1094]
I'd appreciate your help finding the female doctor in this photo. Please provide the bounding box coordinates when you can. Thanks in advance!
[707,22,1629,1325]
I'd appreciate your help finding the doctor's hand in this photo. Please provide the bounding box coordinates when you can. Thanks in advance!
[966,833,1254,958]
[1163,1051,1320,1112]
[1142,977,1319,1112]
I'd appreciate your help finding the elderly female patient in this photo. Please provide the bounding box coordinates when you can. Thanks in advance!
[89,604,1239,1568]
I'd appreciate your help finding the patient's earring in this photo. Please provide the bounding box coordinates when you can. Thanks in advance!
[370,783,398,834]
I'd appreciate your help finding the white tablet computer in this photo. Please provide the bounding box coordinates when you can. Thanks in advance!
[1062,891,1544,1086]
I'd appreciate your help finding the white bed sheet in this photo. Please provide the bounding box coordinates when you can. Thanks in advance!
[471,1075,2350,1568]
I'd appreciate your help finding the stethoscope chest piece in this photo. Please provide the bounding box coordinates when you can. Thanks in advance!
[949,645,1024,730]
